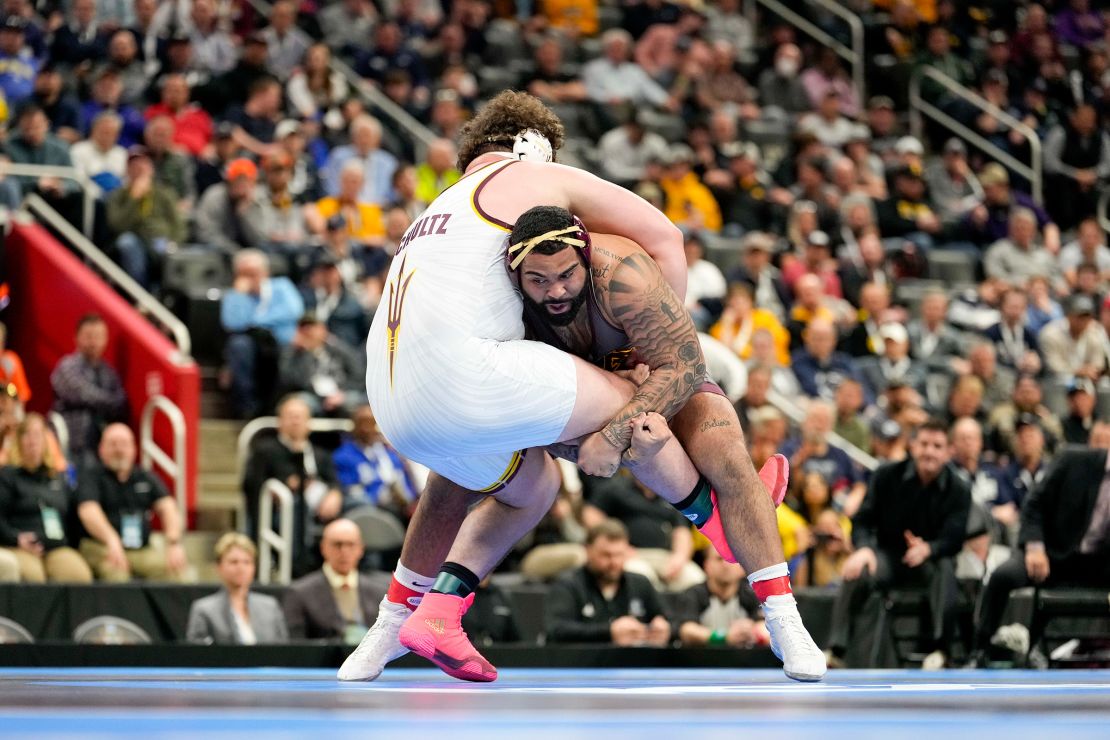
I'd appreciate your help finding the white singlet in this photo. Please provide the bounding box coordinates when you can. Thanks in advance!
[365,156,578,491]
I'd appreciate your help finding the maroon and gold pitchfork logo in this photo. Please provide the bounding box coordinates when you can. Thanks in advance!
[385,254,416,389]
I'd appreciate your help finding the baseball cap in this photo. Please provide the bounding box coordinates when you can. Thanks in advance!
[868,95,895,110]
[1067,293,1096,316]
[1015,412,1042,431]
[741,231,776,253]
[225,158,258,181]
[126,145,150,162]
[1067,377,1097,396]
[988,29,1009,45]
[806,230,830,249]
[872,416,903,442]
[1,16,27,31]
[943,138,967,155]
[880,322,909,344]
[895,136,924,156]
[214,121,236,140]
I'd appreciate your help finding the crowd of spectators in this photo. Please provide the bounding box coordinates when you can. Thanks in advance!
[2,0,1110,666]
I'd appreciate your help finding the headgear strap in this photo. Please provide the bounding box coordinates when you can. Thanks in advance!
[508,226,586,270]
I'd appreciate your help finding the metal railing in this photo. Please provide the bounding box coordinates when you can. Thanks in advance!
[1097,188,1110,234]
[241,0,437,159]
[767,388,879,471]
[21,194,193,361]
[909,66,1044,205]
[46,411,69,462]
[745,0,866,103]
[141,395,189,523]
[3,163,97,237]
[258,478,295,585]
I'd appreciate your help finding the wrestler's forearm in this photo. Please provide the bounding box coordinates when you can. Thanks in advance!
[599,366,700,449]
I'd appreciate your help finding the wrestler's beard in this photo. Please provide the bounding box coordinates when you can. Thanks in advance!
[525,289,588,328]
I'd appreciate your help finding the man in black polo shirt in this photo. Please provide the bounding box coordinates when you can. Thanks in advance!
[77,424,191,582]
[824,418,971,669]
[545,520,672,646]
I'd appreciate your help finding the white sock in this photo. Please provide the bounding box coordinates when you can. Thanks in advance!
[747,562,789,585]
[394,562,435,592]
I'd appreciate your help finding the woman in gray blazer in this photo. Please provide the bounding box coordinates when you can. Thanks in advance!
[186,533,289,644]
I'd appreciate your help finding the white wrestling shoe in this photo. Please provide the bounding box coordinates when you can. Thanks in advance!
[765,607,827,682]
[337,596,411,681]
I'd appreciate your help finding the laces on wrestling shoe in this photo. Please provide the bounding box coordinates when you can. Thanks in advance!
[765,608,826,683]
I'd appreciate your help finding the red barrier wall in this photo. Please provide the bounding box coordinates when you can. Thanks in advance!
[4,222,199,516]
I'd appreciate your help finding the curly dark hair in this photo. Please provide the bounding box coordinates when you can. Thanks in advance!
[456,90,565,171]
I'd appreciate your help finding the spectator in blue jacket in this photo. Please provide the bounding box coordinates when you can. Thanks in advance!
[791,318,872,404]
[332,405,418,520]
[0,17,39,107]
[220,249,304,418]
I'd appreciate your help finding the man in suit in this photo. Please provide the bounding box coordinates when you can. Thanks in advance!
[984,288,1043,376]
[970,447,1110,664]
[824,419,971,669]
[283,518,390,642]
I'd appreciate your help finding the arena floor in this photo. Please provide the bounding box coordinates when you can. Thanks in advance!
[2,667,1110,739]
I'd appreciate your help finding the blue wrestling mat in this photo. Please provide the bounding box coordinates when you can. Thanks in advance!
[2,667,1109,739]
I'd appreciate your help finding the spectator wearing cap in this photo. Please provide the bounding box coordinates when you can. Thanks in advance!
[997,414,1049,517]
[70,112,128,196]
[194,122,241,196]
[272,120,321,205]
[50,0,108,67]
[188,0,237,75]
[876,165,942,252]
[924,138,983,226]
[965,163,1060,251]
[105,146,185,289]
[985,288,1043,376]
[756,43,809,117]
[415,138,460,205]
[987,373,1063,458]
[1044,104,1110,230]
[260,0,308,82]
[983,207,1061,290]
[710,143,786,235]
[871,415,907,463]
[31,64,81,143]
[144,74,213,158]
[980,29,1020,90]
[727,232,789,321]
[286,44,349,126]
[195,158,267,255]
[907,289,964,375]
[797,90,855,149]
[800,46,860,116]
[223,76,282,159]
[300,252,371,349]
[597,110,669,188]
[1060,218,1110,289]
[582,29,673,112]
[1063,377,1098,445]
[221,250,305,418]
[858,321,925,397]
[1038,293,1107,381]
[862,96,900,162]
[312,160,386,245]
[0,16,37,107]
[279,313,368,417]
[782,230,843,299]
[322,114,398,206]
[0,323,30,404]
[80,68,147,149]
[660,145,721,232]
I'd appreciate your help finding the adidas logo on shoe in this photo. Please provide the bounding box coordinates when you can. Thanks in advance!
[424,618,447,635]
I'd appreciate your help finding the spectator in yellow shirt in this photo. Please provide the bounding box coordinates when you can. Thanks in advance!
[710,282,791,364]
[310,160,385,245]
[541,0,598,36]
[414,138,460,207]
[660,144,722,232]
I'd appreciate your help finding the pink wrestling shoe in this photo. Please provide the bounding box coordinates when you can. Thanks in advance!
[698,454,790,564]
[397,592,498,682]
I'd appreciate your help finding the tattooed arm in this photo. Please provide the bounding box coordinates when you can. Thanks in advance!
[593,245,709,451]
